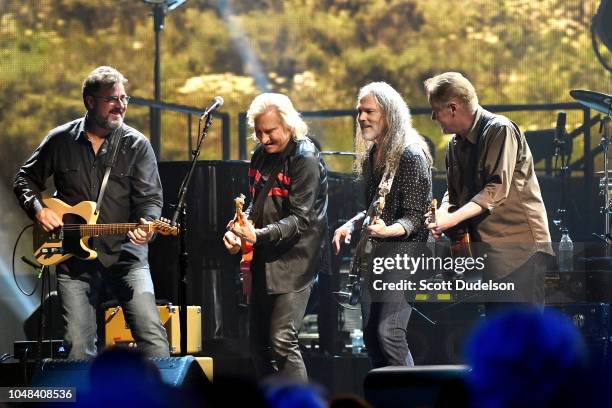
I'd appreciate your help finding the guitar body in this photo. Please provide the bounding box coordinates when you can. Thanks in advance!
[239,237,254,296]
[447,228,473,258]
[34,198,99,266]
[33,198,177,266]
[445,205,473,258]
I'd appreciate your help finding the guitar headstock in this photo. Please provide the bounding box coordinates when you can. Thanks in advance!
[153,218,179,236]
[234,193,248,222]
[234,194,246,213]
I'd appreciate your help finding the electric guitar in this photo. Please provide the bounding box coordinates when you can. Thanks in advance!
[437,203,473,258]
[447,205,473,258]
[335,178,392,308]
[234,194,254,296]
[33,197,178,266]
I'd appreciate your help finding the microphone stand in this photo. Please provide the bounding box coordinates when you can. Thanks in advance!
[594,116,612,252]
[170,112,214,356]
[552,118,571,237]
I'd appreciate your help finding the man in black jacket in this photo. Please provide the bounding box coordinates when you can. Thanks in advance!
[223,93,328,381]
[13,66,169,359]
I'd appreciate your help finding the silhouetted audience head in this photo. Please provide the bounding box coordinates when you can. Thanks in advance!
[264,380,326,408]
[83,347,174,408]
[465,308,588,407]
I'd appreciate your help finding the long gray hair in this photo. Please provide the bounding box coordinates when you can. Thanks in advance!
[354,82,432,177]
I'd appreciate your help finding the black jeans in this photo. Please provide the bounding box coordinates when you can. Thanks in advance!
[361,292,414,368]
[249,264,312,382]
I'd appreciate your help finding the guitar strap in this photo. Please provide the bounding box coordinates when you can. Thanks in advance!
[95,125,124,216]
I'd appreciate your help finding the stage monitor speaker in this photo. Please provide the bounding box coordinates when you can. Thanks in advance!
[364,365,470,408]
[32,355,209,400]
[406,303,484,365]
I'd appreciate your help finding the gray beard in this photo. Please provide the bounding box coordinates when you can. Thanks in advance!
[91,112,123,130]
[106,117,123,130]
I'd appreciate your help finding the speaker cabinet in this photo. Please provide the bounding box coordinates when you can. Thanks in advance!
[364,366,469,408]
[32,355,210,400]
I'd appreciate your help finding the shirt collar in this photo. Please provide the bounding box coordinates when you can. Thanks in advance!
[74,116,88,142]
[463,106,483,144]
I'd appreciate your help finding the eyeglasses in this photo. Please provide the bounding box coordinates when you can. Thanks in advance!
[91,95,131,105]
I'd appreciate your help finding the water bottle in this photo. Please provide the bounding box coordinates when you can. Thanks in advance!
[558,231,574,272]
[351,329,364,354]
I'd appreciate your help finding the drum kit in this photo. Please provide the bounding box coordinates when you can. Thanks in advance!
[570,89,612,244]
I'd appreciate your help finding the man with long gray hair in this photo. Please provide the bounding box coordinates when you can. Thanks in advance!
[223,93,328,381]
[332,82,432,367]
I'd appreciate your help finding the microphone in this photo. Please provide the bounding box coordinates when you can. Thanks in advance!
[200,96,224,118]
[554,111,566,156]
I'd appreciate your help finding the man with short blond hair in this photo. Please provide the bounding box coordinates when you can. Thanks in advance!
[425,72,553,306]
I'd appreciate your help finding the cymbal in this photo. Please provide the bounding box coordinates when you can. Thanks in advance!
[596,170,612,176]
[570,90,612,115]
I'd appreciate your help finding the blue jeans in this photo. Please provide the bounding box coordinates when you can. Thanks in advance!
[57,261,169,359]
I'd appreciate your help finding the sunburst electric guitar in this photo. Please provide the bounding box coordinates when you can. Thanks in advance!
[234,194,254,296]
[445,205,473,258]
[33,197,178,266]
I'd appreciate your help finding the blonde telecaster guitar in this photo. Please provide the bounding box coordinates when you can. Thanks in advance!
[33,197,178,266]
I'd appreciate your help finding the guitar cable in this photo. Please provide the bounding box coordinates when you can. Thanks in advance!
[12,223,39,296]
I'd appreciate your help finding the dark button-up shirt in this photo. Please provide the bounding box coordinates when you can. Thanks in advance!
[362,144,432,243]
[443,107,553,277]
[13,117,163,268]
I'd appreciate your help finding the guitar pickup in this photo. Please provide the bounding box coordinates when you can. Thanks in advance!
[49,230,64,240]
[41,247,64,254]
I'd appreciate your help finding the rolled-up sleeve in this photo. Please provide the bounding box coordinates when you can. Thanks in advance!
[471,124,519,212]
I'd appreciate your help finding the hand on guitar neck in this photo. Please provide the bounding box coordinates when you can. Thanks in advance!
[127,218,156,245]
[427,200,483,239]
[226,194,255,297]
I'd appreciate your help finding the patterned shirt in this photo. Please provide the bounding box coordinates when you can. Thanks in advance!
[362,143,432,243]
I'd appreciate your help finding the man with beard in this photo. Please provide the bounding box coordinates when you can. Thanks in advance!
[14,66,169,359]
[332,82,432,367]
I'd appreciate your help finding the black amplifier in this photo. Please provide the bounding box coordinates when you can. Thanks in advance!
[13,340,67,361]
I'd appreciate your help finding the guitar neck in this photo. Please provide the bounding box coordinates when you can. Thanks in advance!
[72,223,151,236]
